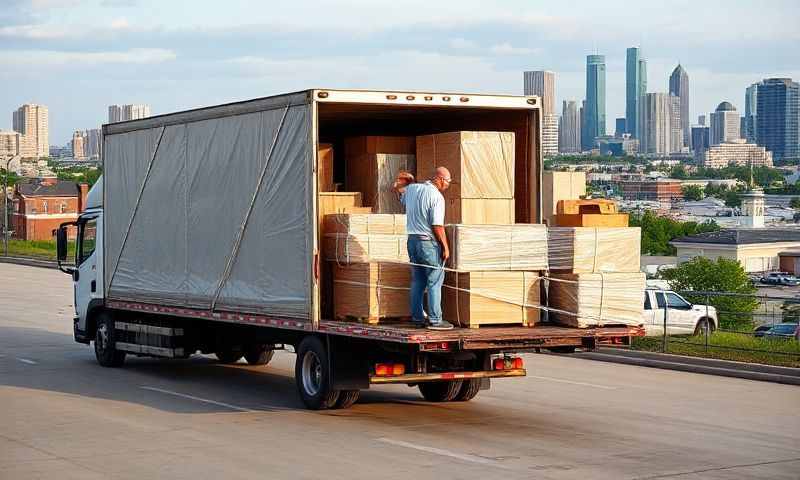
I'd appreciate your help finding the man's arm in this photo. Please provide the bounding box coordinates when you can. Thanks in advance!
[392,172,415,194]
[432,225,449,263]
[430,194,449,262]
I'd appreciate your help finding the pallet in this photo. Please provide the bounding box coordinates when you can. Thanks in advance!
[336,315,412,325]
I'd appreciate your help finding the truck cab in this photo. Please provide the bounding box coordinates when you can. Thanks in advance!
[642,289,717,336]
[57,176,104,345]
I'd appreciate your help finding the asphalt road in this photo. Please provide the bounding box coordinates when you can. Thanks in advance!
[1,263,798,480]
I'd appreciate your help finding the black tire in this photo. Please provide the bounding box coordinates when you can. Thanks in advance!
[333,390,360,409]
[94,311,126,367]
[548,346,577,354]
[244,346,275,366]
[215,348,243,364]
[453,379,481,402]
[418,380,463,402]
[694,318,715,336]
[295,336,339,410]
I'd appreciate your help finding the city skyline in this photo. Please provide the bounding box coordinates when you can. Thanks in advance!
[2,1,798,142]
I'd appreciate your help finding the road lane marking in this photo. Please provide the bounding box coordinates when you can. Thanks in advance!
[140,386,252,412]
[16,358,37,365]
[528,375,616,390]
[377,437,505,467]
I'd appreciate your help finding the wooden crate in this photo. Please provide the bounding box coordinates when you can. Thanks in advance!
[548,227,641,273]
[446,224,548,271]
[548,272,645,328]
[554,213,629,227]
[443,271,540,328]
[557,199,618,215]
[333,262,411,323]
[318,143,335,192]
[344,136,416,213]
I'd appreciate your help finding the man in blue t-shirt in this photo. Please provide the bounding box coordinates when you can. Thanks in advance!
[393,167,455,330]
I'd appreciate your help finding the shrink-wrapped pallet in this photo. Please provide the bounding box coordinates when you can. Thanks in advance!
[324,234,408,264]
[443,271,541,328]
[345,136,416,214]
[446,224,548,271]
[548,227,641,273]
[548,272,646,327]
[417,131,515,224]
[333,263,411,322]
[324,213,405,235]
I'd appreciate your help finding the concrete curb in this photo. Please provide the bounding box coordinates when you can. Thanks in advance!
[572,348,800,386]
[0,256,58,269]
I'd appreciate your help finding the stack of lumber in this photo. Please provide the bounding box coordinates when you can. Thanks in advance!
[547,224,645,328]
[443,271,541,328]
[416,131,515,224]
[554,199,628,227]
[446,224,548,272]
[345,136,416,214]
[542,171,586,226]
[323,213,408,264]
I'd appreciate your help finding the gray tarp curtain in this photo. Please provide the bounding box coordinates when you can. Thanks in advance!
[104,100,312,320]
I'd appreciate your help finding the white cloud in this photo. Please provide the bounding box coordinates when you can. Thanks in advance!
[449,38,476,50]
[489,43,539,56]
[0,24,73,39]
[0,48,177,67]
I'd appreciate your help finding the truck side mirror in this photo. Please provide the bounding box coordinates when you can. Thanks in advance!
[56,226,68,263]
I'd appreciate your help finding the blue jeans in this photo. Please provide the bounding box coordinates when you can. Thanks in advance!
[407,236,444,323]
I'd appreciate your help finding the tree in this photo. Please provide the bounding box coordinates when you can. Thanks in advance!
[790,198,800,210]
[659,257,758,331]
[630,211,720,256]
[723,190,741,208]
[669,165,688,179]
[681,185,703,201]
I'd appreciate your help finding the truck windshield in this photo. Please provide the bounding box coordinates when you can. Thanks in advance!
[78,218,97,265]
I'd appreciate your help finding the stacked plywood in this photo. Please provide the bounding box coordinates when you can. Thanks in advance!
[542,171,586,226]
[333,262,411,322]
[446,224,548,272]
[546,225,645,328]
[443,271,540,328]
[344,136,416,214]
[416,131,515,225]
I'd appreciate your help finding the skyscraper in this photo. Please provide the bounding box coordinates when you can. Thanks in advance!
[625,47,647,138]
[638,93,672,155]
[523,71,555,116]
[615,118,626,137]
[579,100,587,151]
[108,104,151,123]
[84,128,102,159]
[523,71,558,157]
[744,83,759,143]
[698,115,706,126]
[710,102,741,145]
[756,78,799,163]
[691,126,710,157]
[669,64,690,148]
[12,103,48,158]
[72,131,86,159]
[559,100,581,153]
[584,55,606,149]
[669,95,683,153]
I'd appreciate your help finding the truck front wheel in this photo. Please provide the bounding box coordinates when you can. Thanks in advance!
[295,336,339,410]
[94,312,126,367]
[418,380,463,402]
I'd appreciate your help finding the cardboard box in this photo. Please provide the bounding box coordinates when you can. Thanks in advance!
[344,136,416,213]
[543,171,586,226]
[416,131,515,199]
[324,213,405,235]
[333,262,411,322]
[557,199,617,215]
[554,213,629,227]
[318,143,335,192]
[446,224,548,271]
[443,271,540,328]
[324,234,408,264]
[548,272,646,328]
[548,227,640,273]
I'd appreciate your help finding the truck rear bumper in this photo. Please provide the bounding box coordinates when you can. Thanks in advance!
[369,368,526,384]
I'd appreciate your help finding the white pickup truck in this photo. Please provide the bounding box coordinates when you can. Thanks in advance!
[642,289,718,336]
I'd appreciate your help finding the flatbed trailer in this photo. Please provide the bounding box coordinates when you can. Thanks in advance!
[57,89,644,410]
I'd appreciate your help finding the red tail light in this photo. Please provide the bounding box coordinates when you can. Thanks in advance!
[493,358,505,370]
[392,363,405,375]
[375,363,390,376]
[512,357,524,369]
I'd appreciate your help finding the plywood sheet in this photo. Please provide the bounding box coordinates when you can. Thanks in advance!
[443,271,540,328]
[548,227,641,273]
[324,213,406,235]
[324,234,408,264]
[333,262,411,321]
[447,224,548,271]
[548,272,645,328]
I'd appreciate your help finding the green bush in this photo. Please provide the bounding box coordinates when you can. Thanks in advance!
[629,211,719,256]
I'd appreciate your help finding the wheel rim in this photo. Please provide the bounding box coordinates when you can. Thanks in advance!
[301,350,322,396]
[96,323,109,353]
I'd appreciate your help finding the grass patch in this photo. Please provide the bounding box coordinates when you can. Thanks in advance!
[632,331,800,368]
[4,239,75,261]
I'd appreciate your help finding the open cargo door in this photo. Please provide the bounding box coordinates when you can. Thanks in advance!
[103,92,315,324]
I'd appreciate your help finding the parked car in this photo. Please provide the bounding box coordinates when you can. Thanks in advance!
[642,289,718,336]
[759,272,800,286]
[761,323,800,341]
[753,324,773,337]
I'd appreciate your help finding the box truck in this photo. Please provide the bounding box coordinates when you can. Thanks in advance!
[56,89,642,410]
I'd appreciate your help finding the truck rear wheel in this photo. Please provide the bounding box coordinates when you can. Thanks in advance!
[295,336,339,410]
[453,379,481,401]
[244,346,274,366]
[418,380,463,402]
[334,390,360,409]
[94,312,126,368]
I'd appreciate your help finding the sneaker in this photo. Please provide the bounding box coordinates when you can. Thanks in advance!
[411,320,427,329]
[427,320,455,330]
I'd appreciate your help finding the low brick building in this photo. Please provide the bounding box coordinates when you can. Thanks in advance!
[619,178,683,203]
[11,177,89,241]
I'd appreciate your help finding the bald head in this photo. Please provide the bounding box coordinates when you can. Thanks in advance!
[431,166,452,192]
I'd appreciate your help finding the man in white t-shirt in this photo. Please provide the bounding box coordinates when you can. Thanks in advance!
[393,167,454,330]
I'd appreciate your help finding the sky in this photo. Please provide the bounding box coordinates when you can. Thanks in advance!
[2,0,799,145]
